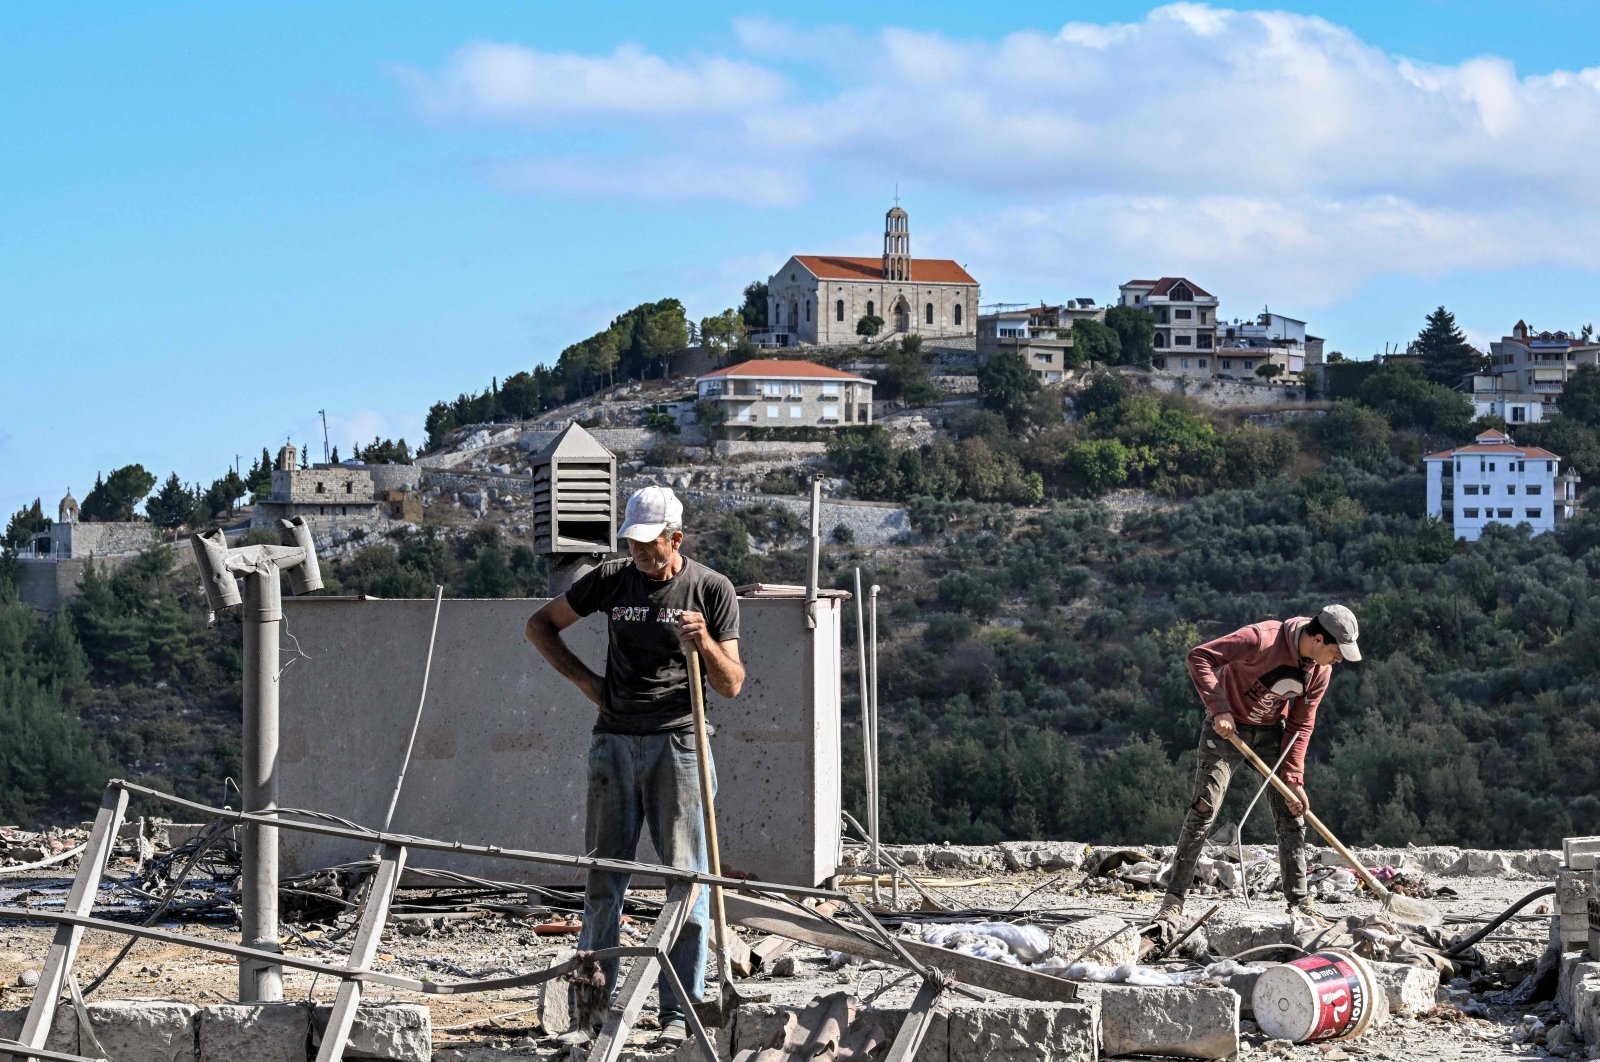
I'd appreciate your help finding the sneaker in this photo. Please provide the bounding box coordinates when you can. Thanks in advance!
[1288,899,1330,923]
[654,1018,688,1046]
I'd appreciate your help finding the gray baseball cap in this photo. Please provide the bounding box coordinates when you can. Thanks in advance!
[1317,604,1361,662]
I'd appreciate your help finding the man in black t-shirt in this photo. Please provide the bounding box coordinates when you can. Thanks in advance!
[525,484,744,1043]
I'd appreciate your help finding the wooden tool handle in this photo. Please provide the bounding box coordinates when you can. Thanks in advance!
[1224,732,1388,896]
[687,651,732,976]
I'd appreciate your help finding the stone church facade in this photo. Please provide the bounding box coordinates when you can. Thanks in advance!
[765,204,980,347]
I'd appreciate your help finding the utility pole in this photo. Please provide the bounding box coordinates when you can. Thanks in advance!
[318,410,331,466]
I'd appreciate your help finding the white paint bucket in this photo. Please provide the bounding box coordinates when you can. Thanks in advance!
[1251,949,1378,1043]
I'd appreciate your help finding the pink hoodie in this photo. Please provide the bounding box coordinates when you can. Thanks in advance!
[1186,618,1331,787]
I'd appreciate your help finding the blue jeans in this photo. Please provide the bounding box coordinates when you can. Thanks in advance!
[577,730,714,1024]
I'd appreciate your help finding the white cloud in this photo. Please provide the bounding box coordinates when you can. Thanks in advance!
[397,41,785,121]
[485,154,805,207]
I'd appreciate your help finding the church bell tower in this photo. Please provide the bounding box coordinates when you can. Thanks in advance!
[883,197,911,282]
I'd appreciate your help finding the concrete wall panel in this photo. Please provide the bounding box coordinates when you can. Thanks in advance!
[278,595,843,887]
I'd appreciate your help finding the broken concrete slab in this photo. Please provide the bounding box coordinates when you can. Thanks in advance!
[197,1002,314,1062]
[0,1003,78,1056]
[732,996,912,1059]
[311,1002,431,1061]
[82,1000,198,1062]
[1079,983,1240,1060]
[1049,914,1139,966]
[1207,913,1292,958]
[996,842,1089,873]
[945,1000,1099,1061]
[1369,961,1440,1017]
[536,947,574,1036]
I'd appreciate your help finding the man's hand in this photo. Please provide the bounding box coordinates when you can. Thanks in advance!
[1210,714,1237,739]
[677,610,715,651]
[1285,783,1310,818]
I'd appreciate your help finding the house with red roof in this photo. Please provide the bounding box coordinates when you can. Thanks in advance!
[1118,278,1220,379]
[763,203,979,347]
[695,359,875,436]
[1423,429,1581,541]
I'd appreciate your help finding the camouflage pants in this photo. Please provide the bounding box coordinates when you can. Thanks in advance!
[1164,722,1309,908]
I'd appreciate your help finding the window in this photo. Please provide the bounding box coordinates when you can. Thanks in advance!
[1036,352,1054,364]
[1222,360,1233,370]
[1134,295,1142,304]
[1498,508,1513,519]
[763,382,782,397]
[821,384,839,399]
[1175,309,1192,319]
[345,482,353,494]
[1180,358,1190,369]
[955,304,963,326]
[925,303,934,325]
[805,301,811,322]
[1507,485,1517,495]
[1512,407,1526,422]
[1154,332,1168,347]
[1199,358,1208,368]
[1176,335,1192,346]
[1527,508,1543,519]
[1527,484,1543,495]
[315,482,325,494]
[736,406,751,422]
[1463,508,1480,518]
[1464,484,1480,495]
[1200,311,1209,324]
[866,300,875,317]
[789,405,803,419]
[820,404,839,422]
[1243,361,1255,371]
[766,404,780,418]
[1198,334,1213,349]
[1490,462,1496,471]
[789,383,803,398]
[836,300,844,322]
[1549,461,1556,472]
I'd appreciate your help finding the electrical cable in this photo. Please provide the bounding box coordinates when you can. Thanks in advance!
[1443,885,1556,957]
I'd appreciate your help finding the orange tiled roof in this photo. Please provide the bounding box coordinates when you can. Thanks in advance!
[1149,277,1214,298]
[1424,443,1561,459]
[794,255,978,285]
[698,359,872,382]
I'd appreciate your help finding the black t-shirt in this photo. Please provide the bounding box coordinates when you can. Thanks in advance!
[564,556,741,734]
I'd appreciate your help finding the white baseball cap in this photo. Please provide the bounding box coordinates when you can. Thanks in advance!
[618,485,684,543]
[1316,604,1361,662]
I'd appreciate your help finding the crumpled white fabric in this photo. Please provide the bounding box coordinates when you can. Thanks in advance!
[917,921,1052,965]
[1046,958,1268,985]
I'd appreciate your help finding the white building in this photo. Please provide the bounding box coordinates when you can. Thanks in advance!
[696,359,874,437]
[1423,430,1581,541]
[975,299,1103,383]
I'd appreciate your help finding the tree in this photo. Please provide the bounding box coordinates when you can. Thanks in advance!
[79,464,156,522]
[1255,363,1284,380]
[3,499,47,556]
[876,341,939,407]
[1070,319,1120,367]
[1066,438,1131,494]
[1357,363,1473,438]
[857,315,884,339]
[146,474,197,530]
[1104,305,1156,367]
[1561,365,1600,426]
[977,351,1041,430]
[700,309,747,352]
[642,304,689,378]
[1414,306,1485,387]
[739,281,768,329]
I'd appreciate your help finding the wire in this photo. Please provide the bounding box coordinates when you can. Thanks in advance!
[1443,885,1556,957]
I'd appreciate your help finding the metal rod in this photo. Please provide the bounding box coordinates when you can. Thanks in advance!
[852,569,874,897]
[241,572,283,1002]
[868,583,881,905]
[107,780,844,900]
[380,586,445,834]
[805,478,821,630]
[1233,736,1297,909]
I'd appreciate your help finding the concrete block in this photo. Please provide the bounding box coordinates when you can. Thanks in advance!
[1080,983,1240,1060]
[733,999,928,1058]
[1558,868,1595,912]
[198,1002,314,1062]
[1050,914,1140,966]
[80,1000,198,1062]
[0,1003,79,1056]
[1565,837,1600,872]
[998,842,1089,873]
[1570,965,1600,1046]
[536,948,574,1035]
[311,1002,430,1061]
[1557,956,1600,1021]
[946,1000,1099,1061]
[1370,961,1440,1017]
[1207,913,1292,959]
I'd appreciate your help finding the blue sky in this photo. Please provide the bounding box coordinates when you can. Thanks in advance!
[6,1,1599,517]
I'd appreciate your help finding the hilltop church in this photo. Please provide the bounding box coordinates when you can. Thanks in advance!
[765,203,980,347]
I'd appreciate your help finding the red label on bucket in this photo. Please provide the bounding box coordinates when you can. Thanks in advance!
[1293,954,1370,1041]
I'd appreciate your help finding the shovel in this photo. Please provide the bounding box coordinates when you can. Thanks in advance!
[686,648,748,1025]
[1225,732,1443,928]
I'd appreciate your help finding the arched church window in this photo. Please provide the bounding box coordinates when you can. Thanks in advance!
[867,300,875,317]
[805,301,811,322]
[836,300,844,322]
[925,303,934,325]
[955,303,963,326]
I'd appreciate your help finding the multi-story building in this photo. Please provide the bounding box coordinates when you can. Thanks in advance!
[1423,429,1580,541]
[1471,321,1600,424]
[762,203,980,347]
[1119,277,1219,378]
[695,359,874,437]
[975,299,1104,383]
[1216,311,1316,381]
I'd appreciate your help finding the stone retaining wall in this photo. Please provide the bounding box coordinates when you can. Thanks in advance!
[1146,376,1311,408]
[711,440,830,458]
[519,426,663,455]
[682,490,911,546]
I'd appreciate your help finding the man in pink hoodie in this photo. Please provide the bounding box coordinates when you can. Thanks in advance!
[1154,604,1361,930]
